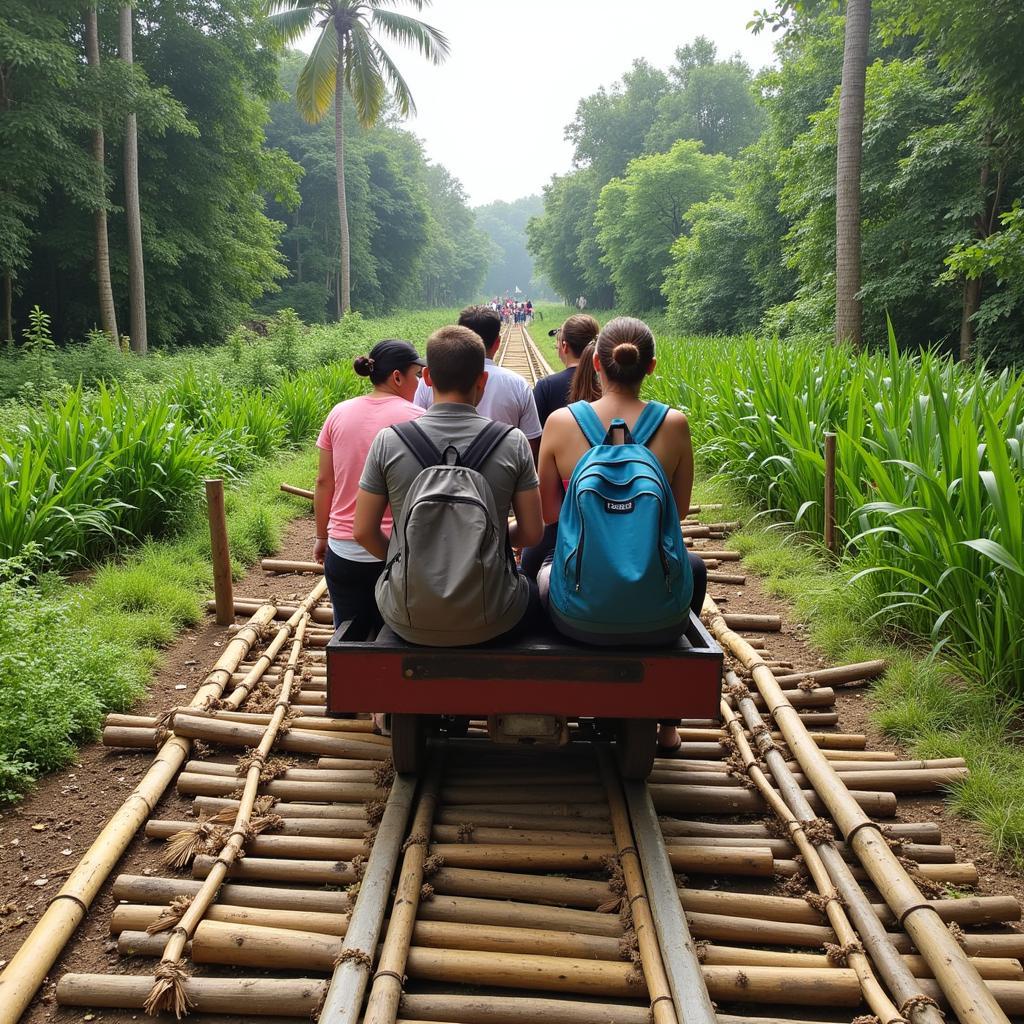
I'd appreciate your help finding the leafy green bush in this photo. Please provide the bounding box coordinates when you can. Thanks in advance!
[651,327,1024,695]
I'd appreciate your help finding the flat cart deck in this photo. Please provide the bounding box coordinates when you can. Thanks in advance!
[327,611,723,779]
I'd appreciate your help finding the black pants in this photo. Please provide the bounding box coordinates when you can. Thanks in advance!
[323,547,385,638]
[521,522,557,580]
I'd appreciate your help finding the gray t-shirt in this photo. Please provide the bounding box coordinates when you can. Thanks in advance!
[360,402,539,644]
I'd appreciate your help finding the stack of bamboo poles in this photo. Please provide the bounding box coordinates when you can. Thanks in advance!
[702,595,1023,1023]
[0,582,326,1024]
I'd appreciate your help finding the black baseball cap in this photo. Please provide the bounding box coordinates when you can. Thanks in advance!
[369,339,426,374]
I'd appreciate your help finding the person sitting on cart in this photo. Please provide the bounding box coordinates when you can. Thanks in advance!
[412,305,543,458]
[354,324,545,647]
[535,316,708,756]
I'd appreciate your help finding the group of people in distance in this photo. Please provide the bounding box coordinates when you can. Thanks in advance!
[312,304,707,754]
[489,297,533,324]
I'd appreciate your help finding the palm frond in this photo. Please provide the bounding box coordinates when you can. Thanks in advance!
[266,4,320,45]
[345,23,387,127]
[371,39,416,117]
[296,23,339,123]
[370,8,450,64]
[369,0,433,10]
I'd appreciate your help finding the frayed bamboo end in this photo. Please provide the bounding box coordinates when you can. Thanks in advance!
[162,821,227,869]
[146,895,195,935]
[143,959,193,1018]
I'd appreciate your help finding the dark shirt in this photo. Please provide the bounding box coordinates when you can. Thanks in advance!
[533,366,575,427]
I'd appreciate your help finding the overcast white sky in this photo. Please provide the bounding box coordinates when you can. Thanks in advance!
[300,0,779,206]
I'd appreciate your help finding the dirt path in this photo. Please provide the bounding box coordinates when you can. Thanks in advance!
[2,514,1023,1021]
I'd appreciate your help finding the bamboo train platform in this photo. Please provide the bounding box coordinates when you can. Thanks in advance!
[2,503,1023,1024]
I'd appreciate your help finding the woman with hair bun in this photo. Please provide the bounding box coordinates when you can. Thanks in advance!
[313,339,425,636]
[537,316,707,755]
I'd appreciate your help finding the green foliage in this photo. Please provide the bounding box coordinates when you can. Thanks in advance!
[0,448,316,802]
[698,478,1024,865]
[662,197,763,333]
[0,308,453,570]
[596,141,730,312]
[645,39,766,157]
[650,330,1024,695]
[475,195,553,299]
[263,52,484,319]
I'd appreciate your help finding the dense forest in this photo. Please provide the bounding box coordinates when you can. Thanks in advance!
[527,3,1024,366]
[0,0,499,348]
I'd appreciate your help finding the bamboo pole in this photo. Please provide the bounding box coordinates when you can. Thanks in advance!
[205,478,234,625]
[0,597,288,1024]
[771,659,887,688]
[650,782,898,817]
[720,613,782,631]
[111,874,351,914]
[704,597,1010,1024]
[143,613,312,1015]
[609,754,715,1024]
[719,686,909,1024]
[317,768,418,1024]
[262,558,322,574]
[824,431,837,552]
[364,759,443,1024]
[280,482,314,499]
[208,598,335,624]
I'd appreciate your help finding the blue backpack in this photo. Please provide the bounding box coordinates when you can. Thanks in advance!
[548,401,693,645]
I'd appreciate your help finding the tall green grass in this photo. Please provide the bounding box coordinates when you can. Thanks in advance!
[650,329,1024,697]
[0,309,453,572]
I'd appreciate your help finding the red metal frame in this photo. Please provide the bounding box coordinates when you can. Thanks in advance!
[327,614,723,721]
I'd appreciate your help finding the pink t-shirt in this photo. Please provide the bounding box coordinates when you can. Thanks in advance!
[316,394,424,539]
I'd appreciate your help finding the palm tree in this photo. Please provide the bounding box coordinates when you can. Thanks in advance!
[834,0,871,348]
[120,3,147,353]
[267,0,449,314]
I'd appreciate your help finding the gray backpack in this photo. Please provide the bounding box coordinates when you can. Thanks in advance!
[375,420,519,643]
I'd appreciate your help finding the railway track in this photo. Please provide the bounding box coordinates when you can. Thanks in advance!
[496,322,553,386]
[2,355,1023,1024]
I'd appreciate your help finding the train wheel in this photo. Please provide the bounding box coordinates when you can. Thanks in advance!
[616,718,657,780]
[391,714,424,774]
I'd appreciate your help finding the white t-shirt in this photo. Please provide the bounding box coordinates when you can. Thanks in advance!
[413,358,542,439]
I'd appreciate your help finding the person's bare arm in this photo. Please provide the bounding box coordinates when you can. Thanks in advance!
[313,447,334,564]
[352,488,390,561]
[668,411,694,519]
[537,411,569,525]
[509,486,544,548]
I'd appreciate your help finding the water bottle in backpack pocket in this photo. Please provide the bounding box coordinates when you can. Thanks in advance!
[548,401,693,645]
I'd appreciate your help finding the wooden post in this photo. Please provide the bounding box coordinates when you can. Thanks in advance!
[205,479,233,625]
[823,432,837,552]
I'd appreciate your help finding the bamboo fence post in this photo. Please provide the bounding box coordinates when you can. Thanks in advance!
[363,758,444,1024]
[317,767,418,1024]
[0,601,282,1024]
[143,613,311,1015]
[205,478,234,625]
[824,431,836,552]
[703,596,1011,1024]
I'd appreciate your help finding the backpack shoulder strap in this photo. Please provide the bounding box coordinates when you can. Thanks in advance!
[460,420,515,472]
[567,401,606,448]
[391,420,443,469]
[631,401,670,447]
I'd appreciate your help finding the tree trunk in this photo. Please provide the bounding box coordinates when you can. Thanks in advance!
[3,269,12,346]
[333,37,351,315]
[119,4,147,354]
[84,5,119,346]
[959,278,982,362]
[834,0,871,349]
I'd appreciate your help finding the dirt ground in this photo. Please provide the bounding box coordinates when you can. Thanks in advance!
[2,515,1023,1023]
